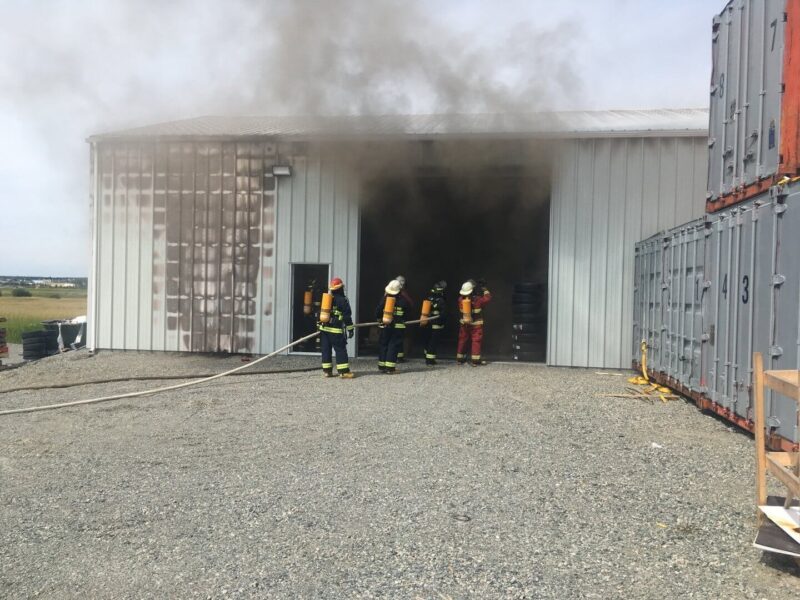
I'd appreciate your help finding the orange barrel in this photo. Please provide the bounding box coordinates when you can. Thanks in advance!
[460,297,472,324]
[382,296,396,325]
[420,299,432,326]
[319,293,333,323]
[303,290,313,315]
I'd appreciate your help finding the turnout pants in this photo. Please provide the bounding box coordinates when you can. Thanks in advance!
[457,324,483,363]
[321,331,350,374]
[378,326,404,370]
[423,326,443,360]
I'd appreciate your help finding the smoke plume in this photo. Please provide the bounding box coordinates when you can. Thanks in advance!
[1,0,583,275]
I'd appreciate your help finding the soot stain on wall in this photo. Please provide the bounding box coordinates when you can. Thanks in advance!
[98,141,276,353]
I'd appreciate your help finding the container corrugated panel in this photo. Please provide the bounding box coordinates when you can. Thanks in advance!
[707,0,800,211]
[632,223,706,386]
[634,180,800,446]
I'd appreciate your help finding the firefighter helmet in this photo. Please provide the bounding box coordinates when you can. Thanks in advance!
[329,277,344,291]
[385,279,402,295]
[459,280,475,296]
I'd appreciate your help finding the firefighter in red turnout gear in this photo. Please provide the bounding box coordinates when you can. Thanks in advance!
[376,279,410,374]
[319,278,355,378]
[457,279,492,366]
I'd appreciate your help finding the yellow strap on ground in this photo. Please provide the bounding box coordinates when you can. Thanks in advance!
[621,340,675,400]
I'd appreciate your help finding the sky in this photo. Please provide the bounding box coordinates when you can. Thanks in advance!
[1,0,722,277]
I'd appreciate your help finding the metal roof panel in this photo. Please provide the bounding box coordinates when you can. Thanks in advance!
[90,108,709,141]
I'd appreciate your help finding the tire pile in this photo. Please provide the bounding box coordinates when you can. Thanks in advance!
[22,327,59,361]
[511,282,546,362]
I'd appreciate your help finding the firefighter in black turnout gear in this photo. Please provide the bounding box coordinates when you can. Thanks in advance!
[319,277,355,378]
[376,279,409,374]
[423,280,447,365]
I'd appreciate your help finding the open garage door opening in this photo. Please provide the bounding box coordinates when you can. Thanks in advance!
[356,140,551,362]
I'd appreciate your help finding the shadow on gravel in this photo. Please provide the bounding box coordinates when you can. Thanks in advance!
[759,552,800,578]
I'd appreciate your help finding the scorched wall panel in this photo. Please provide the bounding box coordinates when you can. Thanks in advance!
[89,141,278,354]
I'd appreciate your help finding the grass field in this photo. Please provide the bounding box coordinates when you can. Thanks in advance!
[0,288,87,343]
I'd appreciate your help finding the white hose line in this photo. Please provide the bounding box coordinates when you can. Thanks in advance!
[0,317,434,417]
[0,331,321,417]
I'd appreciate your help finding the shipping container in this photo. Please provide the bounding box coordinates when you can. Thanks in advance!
[633,179,800,449]
[707,0,800,211]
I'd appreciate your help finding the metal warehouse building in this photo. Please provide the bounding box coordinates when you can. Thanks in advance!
[87,108,708,368]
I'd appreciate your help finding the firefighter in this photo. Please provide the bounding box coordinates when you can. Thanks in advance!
[395,275,414,362]
[319,277,355,378]
[456,278,492,366]
[423,280,447,366]
[376,279,410,374]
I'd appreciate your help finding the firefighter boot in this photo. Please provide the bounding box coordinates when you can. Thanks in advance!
[340,372,355,379]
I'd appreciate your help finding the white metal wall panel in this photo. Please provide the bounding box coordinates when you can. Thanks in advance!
[90,141,280,354]
[272,143,361,356]
[548,136,708,368]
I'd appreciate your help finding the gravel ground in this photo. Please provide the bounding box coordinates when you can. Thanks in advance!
[0,351,798,599]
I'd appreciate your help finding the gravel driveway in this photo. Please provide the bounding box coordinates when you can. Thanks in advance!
[0,351,798,598]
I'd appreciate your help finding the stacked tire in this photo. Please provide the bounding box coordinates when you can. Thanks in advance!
[511,282,546,362]
[43,322,61,354]
[22,329,59,361]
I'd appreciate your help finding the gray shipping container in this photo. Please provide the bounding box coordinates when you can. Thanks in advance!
[633,180,800,446]
[708,0,787,201]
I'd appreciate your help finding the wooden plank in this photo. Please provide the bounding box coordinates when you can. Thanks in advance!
[768,451,797,469]
[763,370,800,402]
[767,454,800,496]
[754,353,768,514]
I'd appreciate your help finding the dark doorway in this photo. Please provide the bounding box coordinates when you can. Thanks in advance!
[357,140,550,361]
[291,263,330,353]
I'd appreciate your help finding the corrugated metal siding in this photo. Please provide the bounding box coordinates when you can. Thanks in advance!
[89,141,360,355]
[91,109,709,141]
[90,140,280,353]
[548,136,708,368]
[272,143,360,356]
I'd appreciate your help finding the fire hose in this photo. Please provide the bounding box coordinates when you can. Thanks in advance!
[627,339,672,399]
[0,317,436,417]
